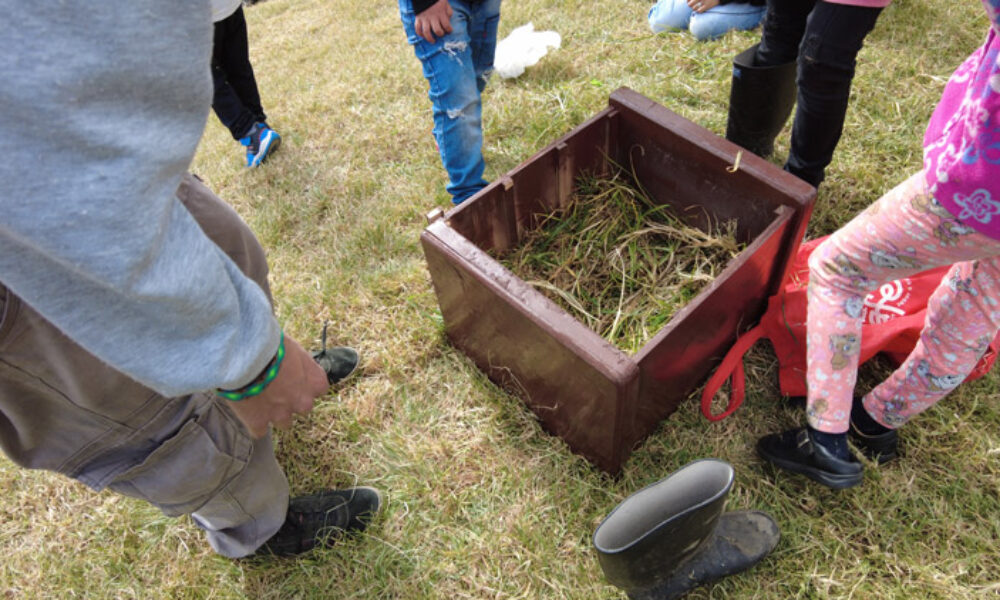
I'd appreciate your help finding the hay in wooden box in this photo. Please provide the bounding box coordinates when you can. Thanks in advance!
[494,168,746,353]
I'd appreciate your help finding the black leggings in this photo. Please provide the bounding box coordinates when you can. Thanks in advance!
[756,0,883,186]
[211,6,267,141]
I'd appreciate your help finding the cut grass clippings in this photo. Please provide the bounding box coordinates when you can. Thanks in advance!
[496,168,744,353]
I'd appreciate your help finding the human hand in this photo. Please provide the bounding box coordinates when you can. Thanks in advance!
[226,335,330,438]
[414,0,453,43]
[687,0,719,13]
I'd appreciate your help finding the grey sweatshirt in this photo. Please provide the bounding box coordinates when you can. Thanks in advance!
[0,1,280,397]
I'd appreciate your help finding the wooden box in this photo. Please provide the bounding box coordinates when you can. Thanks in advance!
[420,88,815,473]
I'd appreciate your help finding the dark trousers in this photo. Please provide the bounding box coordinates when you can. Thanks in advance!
[212,6,267,141]
[756,0,883,186]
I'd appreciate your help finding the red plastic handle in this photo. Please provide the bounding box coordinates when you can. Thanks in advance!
[700,326,764,421]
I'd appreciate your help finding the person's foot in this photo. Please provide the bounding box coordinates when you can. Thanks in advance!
[757,427,863,490]
[256,487,382,557]
[848,395,899,464]
[311,322,360,384]
[848,424,898,465]
[786,396,900,464]
[240,122,281,168]
[849,418,898,466]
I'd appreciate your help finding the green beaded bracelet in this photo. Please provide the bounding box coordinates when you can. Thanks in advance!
[217,332,286,402]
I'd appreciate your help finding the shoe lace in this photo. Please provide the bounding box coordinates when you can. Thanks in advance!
[244,126,263,154]
[319,321,331,353]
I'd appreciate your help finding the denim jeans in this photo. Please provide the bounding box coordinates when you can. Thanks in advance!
[755,0,883,186]
[648,0,766,41]
[400,0,502,204]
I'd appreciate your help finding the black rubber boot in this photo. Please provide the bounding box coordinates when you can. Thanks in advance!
[725,43,797,159]
[593,459,780,599]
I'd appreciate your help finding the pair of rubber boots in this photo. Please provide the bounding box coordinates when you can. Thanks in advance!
[592,459,779,599]
[725,43,797,160]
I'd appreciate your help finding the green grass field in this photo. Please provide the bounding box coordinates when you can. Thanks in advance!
[2,1,997,598]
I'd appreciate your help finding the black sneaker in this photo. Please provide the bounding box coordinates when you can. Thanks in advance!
[256,487,382,557]
[312,322,360,384]
[787,396,899,464]
[849,421,899,464]
[757,427,864,490]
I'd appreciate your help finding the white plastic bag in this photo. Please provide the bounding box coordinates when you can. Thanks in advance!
[493,23,561,79]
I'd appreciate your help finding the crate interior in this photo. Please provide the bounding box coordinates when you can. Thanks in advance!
[447,104,789,256]
[444,104,792,354]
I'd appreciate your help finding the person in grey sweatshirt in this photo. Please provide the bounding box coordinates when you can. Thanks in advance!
[0,0,379,558]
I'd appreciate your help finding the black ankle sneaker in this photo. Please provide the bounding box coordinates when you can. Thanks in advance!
[849,396,899,464]
[849,421,899,464]
[757,427,863,490]
[256,487,382,557]
[312,322,360,384]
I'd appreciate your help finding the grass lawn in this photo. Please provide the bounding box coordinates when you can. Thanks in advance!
[2,1,997,598]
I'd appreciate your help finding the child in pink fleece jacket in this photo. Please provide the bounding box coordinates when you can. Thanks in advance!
[757,0,1000,490]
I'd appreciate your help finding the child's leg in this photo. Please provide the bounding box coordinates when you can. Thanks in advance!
[805,172,1000,433]
[688,3,767,41]
[864,258,1000,428]
[468,0,501,94]
[782,1,882,186]
[755,0,816,66]
[400,0,488,204]
[648,0,693,34]
[211,7,266,140]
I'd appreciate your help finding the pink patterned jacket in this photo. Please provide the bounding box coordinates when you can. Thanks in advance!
[923,0,1000,240]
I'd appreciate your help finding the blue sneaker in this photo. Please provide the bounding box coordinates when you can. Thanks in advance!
[239,122,281,168]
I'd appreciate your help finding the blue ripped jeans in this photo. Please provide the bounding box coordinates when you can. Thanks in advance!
[400,0,501,204]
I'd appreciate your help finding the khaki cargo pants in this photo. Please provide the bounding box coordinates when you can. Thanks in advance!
[0,174,288,557]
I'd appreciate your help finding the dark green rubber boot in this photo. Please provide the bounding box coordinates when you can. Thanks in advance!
[593,459,780,599]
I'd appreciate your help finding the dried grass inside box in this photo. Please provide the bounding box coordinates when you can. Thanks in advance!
[420,88,815,473]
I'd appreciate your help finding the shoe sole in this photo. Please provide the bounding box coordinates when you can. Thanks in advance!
[314,346,360,384]
[333,363,359,384]
[757,442,863,490]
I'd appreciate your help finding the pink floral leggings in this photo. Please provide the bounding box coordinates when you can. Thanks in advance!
[806,172,1000,433]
